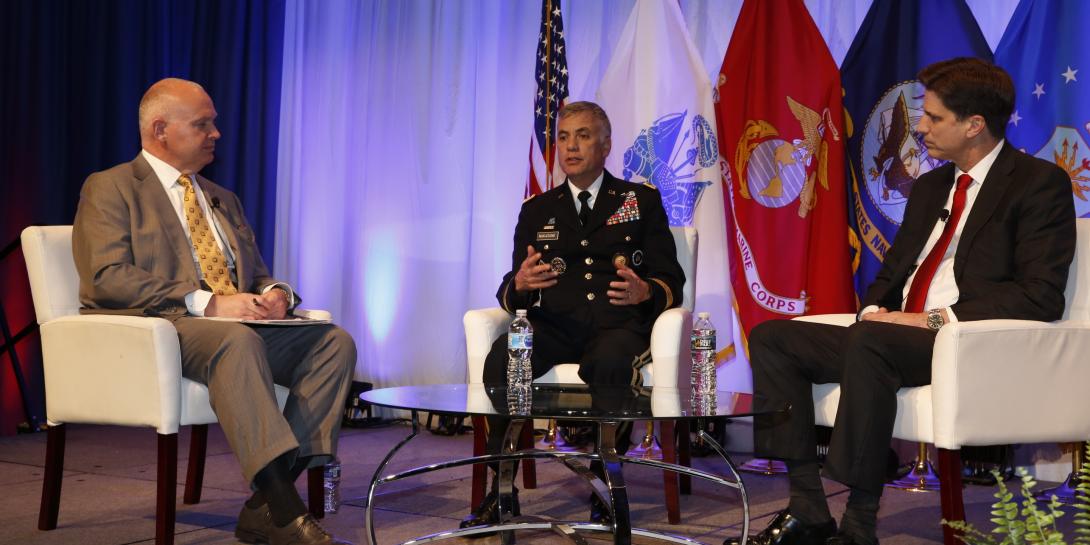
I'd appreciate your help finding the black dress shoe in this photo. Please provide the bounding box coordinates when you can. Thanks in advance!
[826,533,878,545]
[459,488,521,535]
[723,509,836,545]
[589,493,613,525]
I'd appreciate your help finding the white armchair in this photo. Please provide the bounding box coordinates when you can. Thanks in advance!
[795,217,1090,545]
[463,226,698,523]
[22,226,323,545]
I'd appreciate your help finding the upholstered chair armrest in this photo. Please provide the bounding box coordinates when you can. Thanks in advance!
[293,308,332,321]
[648,307,692,388]
[464,307,512,384]
[40,315,183,434]
[792,313,856,327]
[930,319,1090,450]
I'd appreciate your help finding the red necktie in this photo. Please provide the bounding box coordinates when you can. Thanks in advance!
[903,173,974,313]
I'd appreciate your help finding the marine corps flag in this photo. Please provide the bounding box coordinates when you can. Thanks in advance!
[842,0,991,299]
[716,0,854,343]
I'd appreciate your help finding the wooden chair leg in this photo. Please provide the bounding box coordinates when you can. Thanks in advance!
[519,422,537,489]
[38,423,66,531]
[183,425,208,504]
[678,420,692,494]
[308,466,324,519]
[937,448,965,545]
[660,420,680,524]
[156,433,178,545]
[471,415,488,508]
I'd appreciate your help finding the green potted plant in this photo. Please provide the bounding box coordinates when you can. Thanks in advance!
[943,443,1090,544]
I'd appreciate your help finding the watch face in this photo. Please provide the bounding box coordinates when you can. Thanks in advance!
[927,312,943,330]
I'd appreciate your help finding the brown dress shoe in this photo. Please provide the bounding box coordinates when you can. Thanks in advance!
[235,502,273,543]
[267,514,353,545]
[723,509,836,545]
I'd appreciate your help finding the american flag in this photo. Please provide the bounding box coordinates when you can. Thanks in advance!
[527,0,569,196]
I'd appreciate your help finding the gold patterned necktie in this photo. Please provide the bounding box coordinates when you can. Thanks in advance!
[177,175,237,295]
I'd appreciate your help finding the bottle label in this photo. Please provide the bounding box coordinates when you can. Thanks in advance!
[509,333,533,350]
[691,333,715,351]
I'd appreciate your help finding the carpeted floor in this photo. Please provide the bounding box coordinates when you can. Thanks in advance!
[0,421,1076,544]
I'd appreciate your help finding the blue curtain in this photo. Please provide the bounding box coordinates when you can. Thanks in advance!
[0,0,284,435]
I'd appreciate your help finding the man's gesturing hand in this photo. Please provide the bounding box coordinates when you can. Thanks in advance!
[608,264,650,306]
[514,245,558,292]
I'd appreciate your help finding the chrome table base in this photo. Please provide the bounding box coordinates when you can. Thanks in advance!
[364,411,750,545]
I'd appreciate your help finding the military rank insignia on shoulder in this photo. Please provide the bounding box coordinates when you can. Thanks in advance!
[642,181,658,191]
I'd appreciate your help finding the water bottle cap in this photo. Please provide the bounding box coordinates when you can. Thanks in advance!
[697,312,710,319]
[515,309,527,317]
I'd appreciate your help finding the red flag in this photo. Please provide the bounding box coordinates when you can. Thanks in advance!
[715,0,854,345]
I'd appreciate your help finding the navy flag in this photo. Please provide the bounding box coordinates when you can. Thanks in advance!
[996,0,1090,217]
[840,0,992,301]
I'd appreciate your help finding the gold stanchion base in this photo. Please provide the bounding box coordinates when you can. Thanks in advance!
[627,434,663,460]
[886,458,941,492]
[1035,471,1080,504]
[534,426,582,452]
[738,458,788,475]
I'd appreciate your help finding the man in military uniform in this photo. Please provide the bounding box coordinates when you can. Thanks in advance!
[461,101,685,530]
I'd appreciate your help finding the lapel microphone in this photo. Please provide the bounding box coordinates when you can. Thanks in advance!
[939,209,950,222]
[211,197,221,210]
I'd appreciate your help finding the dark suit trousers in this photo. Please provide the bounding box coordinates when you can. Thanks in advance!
[173,318,356,484]
[480,317,647,478]
[750,319,935,495]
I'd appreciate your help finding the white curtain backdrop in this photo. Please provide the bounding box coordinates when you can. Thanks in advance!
[276,0,1020,390]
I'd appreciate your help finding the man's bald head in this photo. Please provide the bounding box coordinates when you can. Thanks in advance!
[139,78,207,138]
[139,78,220,173]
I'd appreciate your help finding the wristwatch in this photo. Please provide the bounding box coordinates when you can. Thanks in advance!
[926,309,945,331]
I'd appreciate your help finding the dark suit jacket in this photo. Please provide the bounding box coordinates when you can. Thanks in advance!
[496,171,685,335]
[72,153,288,318]
[863,143,1075,322]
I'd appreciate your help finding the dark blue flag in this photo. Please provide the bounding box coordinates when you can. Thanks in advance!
[996,0,1090,217]
[840,0,992,301]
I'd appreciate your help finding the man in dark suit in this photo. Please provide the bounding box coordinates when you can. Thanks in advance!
[727,58,1075,545]
[460,101,685,529]
[72,78,355,545]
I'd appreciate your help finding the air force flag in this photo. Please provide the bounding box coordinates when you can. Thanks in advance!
[996,0,1090,217]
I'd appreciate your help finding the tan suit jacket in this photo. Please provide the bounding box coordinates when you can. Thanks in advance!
[73,153,287,317]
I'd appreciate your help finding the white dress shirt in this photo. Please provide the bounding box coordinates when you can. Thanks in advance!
[861,139,1005,322]
[566,171,605,212]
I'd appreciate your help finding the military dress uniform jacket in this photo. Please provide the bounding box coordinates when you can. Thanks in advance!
[496,171,685,335]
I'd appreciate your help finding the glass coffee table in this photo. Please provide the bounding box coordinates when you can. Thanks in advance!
[360,383,784,545]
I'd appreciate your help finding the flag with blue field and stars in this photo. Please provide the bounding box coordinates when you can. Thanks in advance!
[995,0,1090,217]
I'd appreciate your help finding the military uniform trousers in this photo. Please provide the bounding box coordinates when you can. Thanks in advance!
[174,317,356,483]
[482,313,648,463]
[750,319,936,495]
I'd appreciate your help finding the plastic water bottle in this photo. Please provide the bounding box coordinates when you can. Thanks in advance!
[691,312,717,395]
[507,309,533,395]
[323,458,341,514]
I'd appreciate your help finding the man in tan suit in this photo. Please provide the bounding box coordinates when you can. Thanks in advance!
[72,78,355,545]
